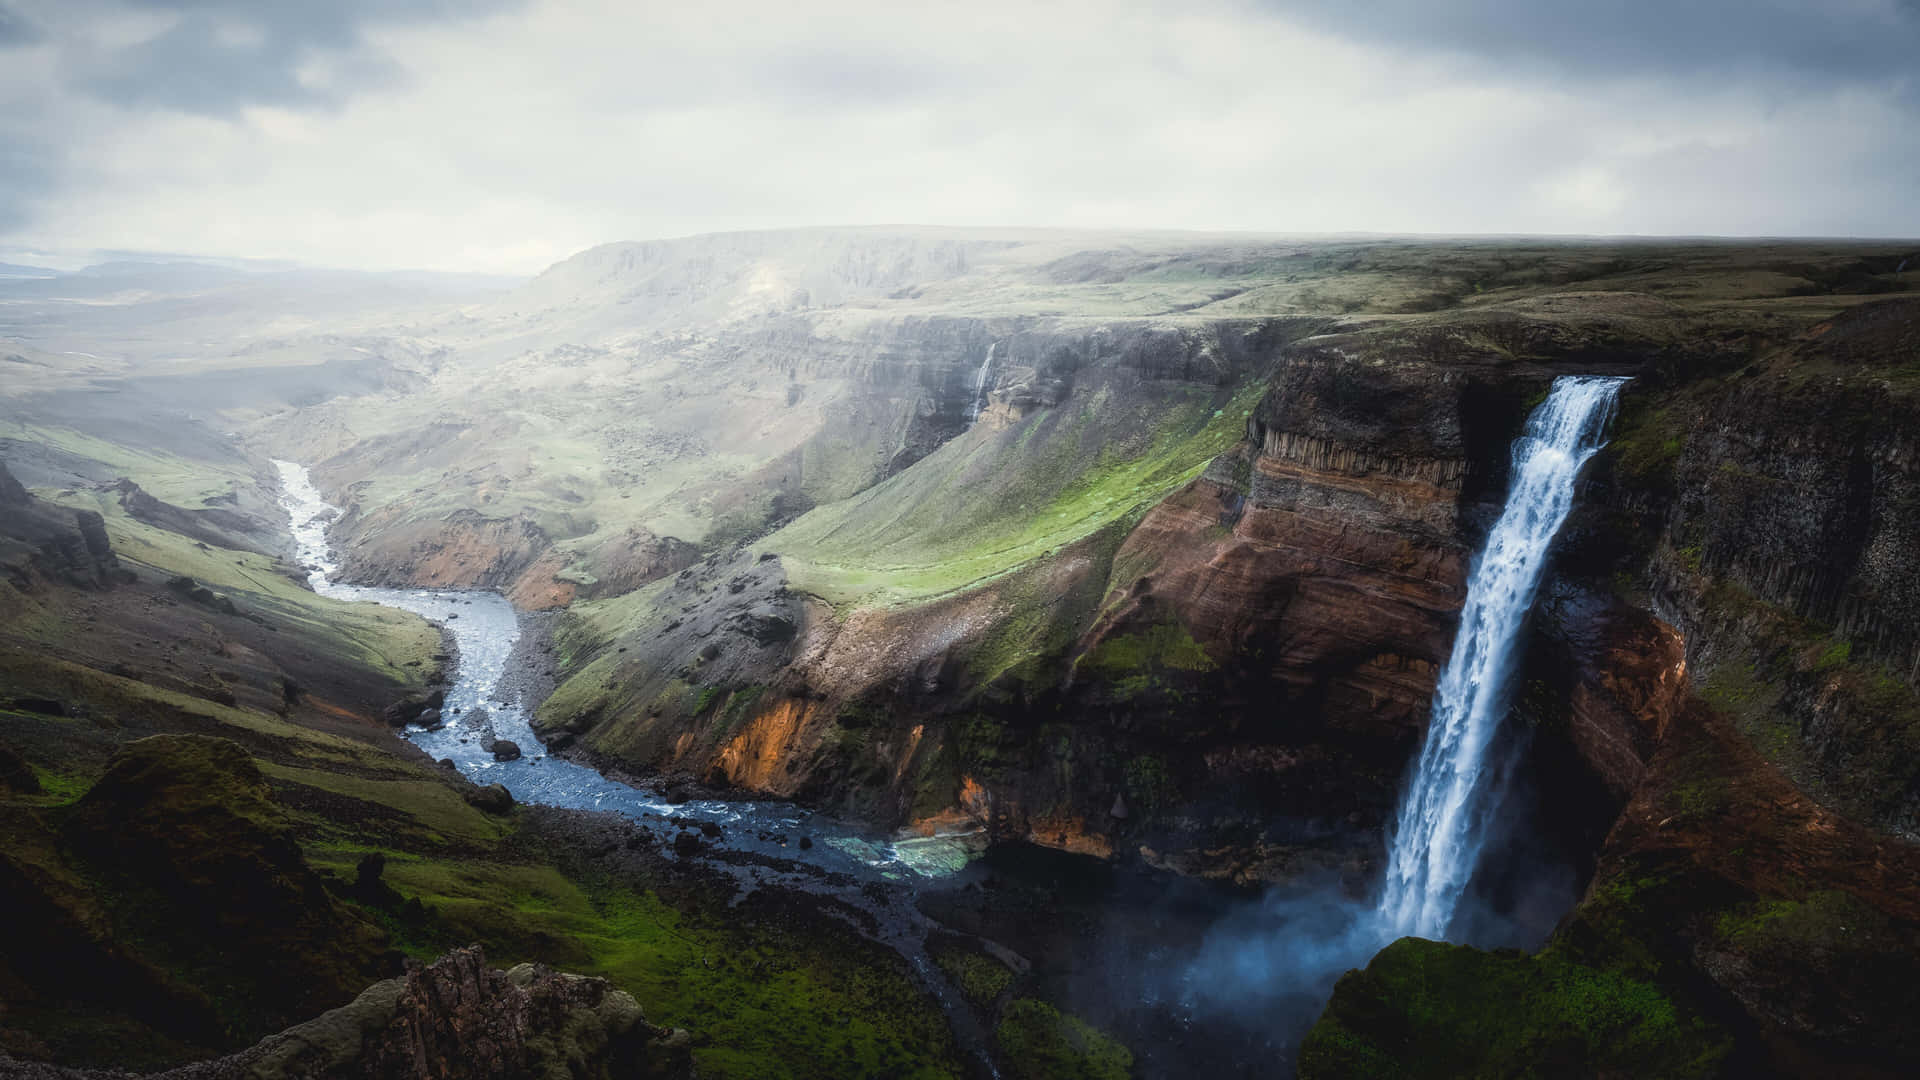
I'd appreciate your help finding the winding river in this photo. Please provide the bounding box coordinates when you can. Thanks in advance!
[273,459,980,881]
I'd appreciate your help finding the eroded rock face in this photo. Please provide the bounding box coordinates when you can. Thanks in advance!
[0,460,123,590]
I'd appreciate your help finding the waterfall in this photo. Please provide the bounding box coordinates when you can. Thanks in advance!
[965,341,998,423]
[1376,374,1628,940]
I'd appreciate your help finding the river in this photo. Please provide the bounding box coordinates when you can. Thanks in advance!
[273,458,982,882]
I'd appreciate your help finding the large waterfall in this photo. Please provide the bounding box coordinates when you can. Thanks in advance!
[1376,374,1628,940]
[965,341,998,423]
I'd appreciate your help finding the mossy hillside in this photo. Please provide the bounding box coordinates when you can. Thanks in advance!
[0,651,495,861]
[1677,573,1920,836]
[71,493,439,683]
[1298,935,1730,1080]
[0,421,257,508]
[960,519,1133,693]
[2,671,969,1077]
[773,381,1264,608]
[304,361,868,577]
[993,998,1133,1080]
[28,735,395,1055]
[930,942,1015,1009]
[307,846,964,1080]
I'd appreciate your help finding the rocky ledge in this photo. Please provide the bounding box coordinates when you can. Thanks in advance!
[0,946,695,1080]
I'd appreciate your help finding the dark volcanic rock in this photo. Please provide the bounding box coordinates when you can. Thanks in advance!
[488,740,521,762]
[0,465,123,589]
[56,946,696,1079]
[463,784,514,814]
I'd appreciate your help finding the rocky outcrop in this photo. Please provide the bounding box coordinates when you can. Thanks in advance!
[1,947,695,1080]
[0,461,122,590]
[62,736,389,1019]
[113,478,275,556]
[328,503,572,609]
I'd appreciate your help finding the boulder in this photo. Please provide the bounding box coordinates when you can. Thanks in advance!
[463,783,514,814]
[382,695,432,728]
[489,739,522,762]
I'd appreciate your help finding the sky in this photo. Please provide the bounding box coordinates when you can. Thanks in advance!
[1,0,1916,275]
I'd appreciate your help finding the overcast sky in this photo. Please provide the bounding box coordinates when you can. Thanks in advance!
[2,0,1916,275]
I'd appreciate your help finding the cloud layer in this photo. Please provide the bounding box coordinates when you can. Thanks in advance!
[2,0,1915,273]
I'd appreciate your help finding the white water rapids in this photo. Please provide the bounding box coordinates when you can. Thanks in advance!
[1376,374,1628,940]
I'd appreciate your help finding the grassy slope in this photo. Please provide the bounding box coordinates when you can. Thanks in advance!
[774,382,1263,609]
[0,435,966,1077]
[0,420,257,506]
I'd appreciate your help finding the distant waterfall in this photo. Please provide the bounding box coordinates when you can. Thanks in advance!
[965,342,998,423]
[1377,375,1628,940]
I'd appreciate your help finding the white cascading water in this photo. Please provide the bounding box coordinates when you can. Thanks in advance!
[1376,374,1628,940]
[965,341,998,423]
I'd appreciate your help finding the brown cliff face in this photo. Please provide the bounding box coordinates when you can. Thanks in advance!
[1301,298,1920,1076]
[328,501,575,609]
[541,311,1653,885]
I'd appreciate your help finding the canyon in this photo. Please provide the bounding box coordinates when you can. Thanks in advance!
[3,231,1919,1078]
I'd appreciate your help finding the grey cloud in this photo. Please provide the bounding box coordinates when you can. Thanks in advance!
[0,3,40,46]
[33,0,525,115]
[0,134,54,232]
[1268,0,1920,87]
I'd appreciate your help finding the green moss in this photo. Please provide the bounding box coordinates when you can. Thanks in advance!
[993,998,1133,1080]
[1079,620,1217,676]
[259,761,510,846]
[1712,890,1880,951]
[1607,401,1686,488]
[930,944,1015,1008]
[27,763,92,804]
[1299,937,1728,1080]
[1122,755,1178,813]
[1812,638,1853,672]
[310,850,964,1080]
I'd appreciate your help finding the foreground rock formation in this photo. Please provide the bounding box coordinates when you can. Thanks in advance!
[0,947,694,1080]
